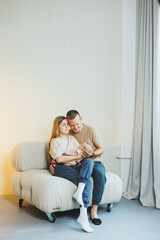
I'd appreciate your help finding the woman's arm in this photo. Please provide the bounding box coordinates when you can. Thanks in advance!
[63,161,78,167]
[56,154,82,163]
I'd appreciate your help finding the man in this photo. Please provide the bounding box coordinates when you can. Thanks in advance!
[66,110,106,225]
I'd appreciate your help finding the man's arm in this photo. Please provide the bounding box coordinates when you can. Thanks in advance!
[92,144,104,156]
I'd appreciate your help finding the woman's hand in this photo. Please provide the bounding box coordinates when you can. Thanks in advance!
[49,164,55,175]
[76,154,83,161]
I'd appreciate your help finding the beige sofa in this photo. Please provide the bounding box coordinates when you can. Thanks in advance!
[11,141,123,222]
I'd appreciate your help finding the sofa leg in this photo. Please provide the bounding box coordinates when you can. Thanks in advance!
[46,212,56,223]
[106,203,113,212]
[19,199,24,208]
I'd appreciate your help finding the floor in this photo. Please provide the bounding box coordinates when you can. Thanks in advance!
[0,196,160,240]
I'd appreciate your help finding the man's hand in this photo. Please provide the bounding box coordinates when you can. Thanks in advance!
[81,148,94,158]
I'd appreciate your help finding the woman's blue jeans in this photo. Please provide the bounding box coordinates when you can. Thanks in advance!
[54,159,106,207]
[54,158,94,208]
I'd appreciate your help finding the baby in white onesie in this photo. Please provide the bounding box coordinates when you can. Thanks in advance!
[65,143,93,156]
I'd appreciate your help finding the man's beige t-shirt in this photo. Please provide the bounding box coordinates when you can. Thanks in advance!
[49,135,80,160]
[70,124,103,162]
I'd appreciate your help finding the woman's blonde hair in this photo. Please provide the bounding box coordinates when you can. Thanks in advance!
[48,116,66,162]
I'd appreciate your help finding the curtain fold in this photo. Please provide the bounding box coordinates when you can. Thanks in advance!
[153,0,160,209]
[124,0,160,209]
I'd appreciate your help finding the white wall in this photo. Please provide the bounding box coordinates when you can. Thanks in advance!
[118,0,136,192]
[0,0,122,195]
[119,0,136,158]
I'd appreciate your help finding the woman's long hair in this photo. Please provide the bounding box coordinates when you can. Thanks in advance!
[48,116,66,162]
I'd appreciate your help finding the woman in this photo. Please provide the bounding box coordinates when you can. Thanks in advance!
[48,116,94,233]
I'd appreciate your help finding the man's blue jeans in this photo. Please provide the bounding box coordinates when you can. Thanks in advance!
[91,161,106,206]
[54,158,94,208]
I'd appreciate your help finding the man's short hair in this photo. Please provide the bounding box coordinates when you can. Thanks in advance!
[66,110,80,119]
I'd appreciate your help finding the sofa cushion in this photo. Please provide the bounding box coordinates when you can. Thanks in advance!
[11,169,123,213]
[12,142,49,171]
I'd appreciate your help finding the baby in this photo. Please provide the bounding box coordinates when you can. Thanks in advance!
[65,143,94,156]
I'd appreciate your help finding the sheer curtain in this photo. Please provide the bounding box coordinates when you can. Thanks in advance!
[124,0,160,208]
